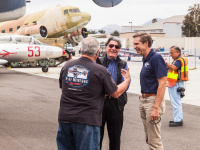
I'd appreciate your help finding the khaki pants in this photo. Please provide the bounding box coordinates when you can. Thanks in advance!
[139,95,165,150]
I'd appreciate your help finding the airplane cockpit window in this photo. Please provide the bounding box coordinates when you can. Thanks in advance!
[69,9,80,13]
[0,37,12,43]
[32,39,41,45]
[15,37,32,44]
[73,9,80,12]
[64,9,68,14]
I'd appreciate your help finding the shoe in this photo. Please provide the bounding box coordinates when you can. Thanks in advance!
[169,120,183,127]
[169,120,174,123]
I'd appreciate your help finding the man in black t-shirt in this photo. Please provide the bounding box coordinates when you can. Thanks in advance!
[56,37,130,150]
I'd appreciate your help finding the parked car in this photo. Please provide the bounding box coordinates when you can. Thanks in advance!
[73,46,81,56]
[65,43,75,56]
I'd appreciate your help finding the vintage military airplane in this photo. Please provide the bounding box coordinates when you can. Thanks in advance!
[0,35,69,72]
[0,5,90,46]
[0,0,31,22]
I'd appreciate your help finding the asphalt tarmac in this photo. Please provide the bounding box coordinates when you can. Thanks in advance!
[0,67,200,150]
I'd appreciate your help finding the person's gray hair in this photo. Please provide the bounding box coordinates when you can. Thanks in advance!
[81,37,99,56]
[170,45,181,53]
[105,37,122,49]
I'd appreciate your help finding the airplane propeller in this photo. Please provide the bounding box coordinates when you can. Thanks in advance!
[40,26,48,37]
[81,28,88,38]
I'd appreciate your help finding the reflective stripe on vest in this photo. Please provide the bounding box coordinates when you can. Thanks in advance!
[178,57,189,81]
[167,70,178,87]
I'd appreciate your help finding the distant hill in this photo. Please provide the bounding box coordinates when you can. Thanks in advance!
[88,24,122,34]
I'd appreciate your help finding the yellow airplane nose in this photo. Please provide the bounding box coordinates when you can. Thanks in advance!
[82,12,91,22]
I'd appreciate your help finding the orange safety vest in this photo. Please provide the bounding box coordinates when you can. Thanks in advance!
[167,56,188,87]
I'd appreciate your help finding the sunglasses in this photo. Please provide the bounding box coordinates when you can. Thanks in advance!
[108,44,120,49]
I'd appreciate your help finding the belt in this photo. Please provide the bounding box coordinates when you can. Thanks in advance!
[141,93,157,98]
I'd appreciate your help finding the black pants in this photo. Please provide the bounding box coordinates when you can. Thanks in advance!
[100,97,124,150]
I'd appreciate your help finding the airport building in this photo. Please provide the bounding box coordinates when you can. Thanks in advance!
[120,15,186,49]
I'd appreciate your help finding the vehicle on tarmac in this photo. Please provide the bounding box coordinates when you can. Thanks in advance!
[0,35,69,72]
[65,43,75,56]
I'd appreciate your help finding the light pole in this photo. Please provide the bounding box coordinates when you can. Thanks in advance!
[129,21,132,32]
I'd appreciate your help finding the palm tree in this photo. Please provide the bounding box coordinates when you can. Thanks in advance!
[152,18,157,23]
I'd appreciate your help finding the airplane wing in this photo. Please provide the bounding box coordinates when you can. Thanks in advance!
[0,0,27,22]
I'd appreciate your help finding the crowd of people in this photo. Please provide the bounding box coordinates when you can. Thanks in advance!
[56,32,188,150]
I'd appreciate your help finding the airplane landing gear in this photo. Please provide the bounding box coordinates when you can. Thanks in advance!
[42,66,48,72]
[42,59,49,73]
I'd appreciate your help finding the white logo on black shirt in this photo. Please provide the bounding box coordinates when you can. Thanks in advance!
[65,65,90,88]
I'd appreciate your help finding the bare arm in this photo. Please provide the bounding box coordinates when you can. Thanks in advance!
[165,59,178,70]
[151,76,167,120]
[110,68,131,98]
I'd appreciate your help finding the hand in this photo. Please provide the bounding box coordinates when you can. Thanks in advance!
[121,68,130,81]
[164,58,167,64]
[151,108,160,121]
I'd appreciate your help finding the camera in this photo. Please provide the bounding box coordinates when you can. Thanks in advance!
[177,87,185,98]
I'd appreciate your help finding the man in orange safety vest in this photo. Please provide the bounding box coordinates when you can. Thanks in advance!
[165,46,188,127]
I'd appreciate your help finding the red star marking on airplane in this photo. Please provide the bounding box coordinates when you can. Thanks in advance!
[0,50,17,58]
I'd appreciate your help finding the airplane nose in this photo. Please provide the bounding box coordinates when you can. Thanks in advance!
[62,50,66,56]
[88,13,91,21]
[82,12,91,22]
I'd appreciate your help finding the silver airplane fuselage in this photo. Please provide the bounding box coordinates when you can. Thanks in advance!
[0,35,65,65]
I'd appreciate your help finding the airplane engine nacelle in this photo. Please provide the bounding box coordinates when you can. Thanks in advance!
[0,59,8,65]
[64,28,88,44]
[16,25,48,38]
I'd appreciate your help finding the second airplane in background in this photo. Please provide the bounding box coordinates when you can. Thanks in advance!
[0,35,68,72]
[0,5,90,46]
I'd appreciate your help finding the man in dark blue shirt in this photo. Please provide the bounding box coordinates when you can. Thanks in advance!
[133,33,167,150]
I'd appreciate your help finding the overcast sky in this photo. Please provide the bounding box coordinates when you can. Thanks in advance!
[26,0,200,29]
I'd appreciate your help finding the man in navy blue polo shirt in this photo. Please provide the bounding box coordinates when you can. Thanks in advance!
[133,33,167,150]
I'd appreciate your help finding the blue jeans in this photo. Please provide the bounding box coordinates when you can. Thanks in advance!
[56,122,100,150]
[168,82,184,122]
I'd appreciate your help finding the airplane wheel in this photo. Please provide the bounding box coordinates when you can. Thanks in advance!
[58,56,65,63]
[38,59,47,66]
[49,58,56,67]
[10,62,19,68]
[42,66,48,72]
[29,61,38,67]
[3,63,10,67]
[20,62,29,67]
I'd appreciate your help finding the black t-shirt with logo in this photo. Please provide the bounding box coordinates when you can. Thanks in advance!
[58,57,118,126]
